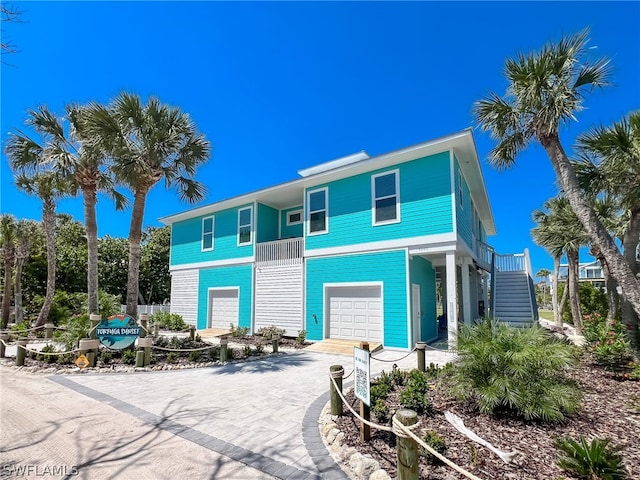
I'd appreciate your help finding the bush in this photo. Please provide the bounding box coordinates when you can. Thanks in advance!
[189,350,201,362]
[555,436,626,480]
[230,324,249,338]
[150,312,187,331]
[121,349,136,365]
[98,349,113,365]
[399,369,433,415]
[372,399,388,423]
[166,352,178,364]
[36,343,58,363]
[583,313,633,373]
[296,329,307,344]
[257,325,286,339]
[421,430,447,463]
[11,321,30,338]
[448,318,581,422]
[58,314,91,351]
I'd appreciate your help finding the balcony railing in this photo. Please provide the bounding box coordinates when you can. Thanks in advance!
[494,253,526,272]
[256,237,304,266]
[475,239,494,272]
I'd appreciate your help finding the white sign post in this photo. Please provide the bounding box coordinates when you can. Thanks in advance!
[354,346,371,406]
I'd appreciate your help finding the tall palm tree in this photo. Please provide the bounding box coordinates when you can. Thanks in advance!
[83,93,211,316]
[474,29,640,321]
[6,105,125,316]
[535,268,552,308]
[12,219,41,324]
[13,172,75,326]
[0,215,16,328]
[575,111,640,342]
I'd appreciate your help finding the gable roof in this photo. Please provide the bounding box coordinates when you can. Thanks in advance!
[159,128,496,235]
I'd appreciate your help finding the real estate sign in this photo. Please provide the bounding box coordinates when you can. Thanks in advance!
[95,314,141,350]
[353,346,371,406]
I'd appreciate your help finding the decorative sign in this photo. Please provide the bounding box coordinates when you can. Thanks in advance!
[75,354,89,369]
[95,315,141,350]
[353,346,371,406]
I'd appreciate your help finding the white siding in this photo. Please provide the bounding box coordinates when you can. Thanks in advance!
[255,262,303,336]
[170,269,199,326]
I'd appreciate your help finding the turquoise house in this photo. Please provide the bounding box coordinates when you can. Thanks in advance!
[160,129,536,350]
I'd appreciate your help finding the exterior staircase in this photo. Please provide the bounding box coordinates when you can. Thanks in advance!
[490,250,538,327]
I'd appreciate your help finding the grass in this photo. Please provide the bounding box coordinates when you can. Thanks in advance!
[538,309,554,321]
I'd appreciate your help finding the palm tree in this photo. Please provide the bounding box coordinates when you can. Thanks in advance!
[474,29,640,322]
[13,219,41,324]
[536,268,552,308]
[13,172,75,326]
[83,93,211,316]
[0,215,16,328]
[575,111,640,342]
[6,105,125,316]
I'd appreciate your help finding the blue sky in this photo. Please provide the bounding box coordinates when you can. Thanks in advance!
[1,1,639,276]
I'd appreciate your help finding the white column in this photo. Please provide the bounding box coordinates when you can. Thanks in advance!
[445,251,457,348]
[461,258,472,325]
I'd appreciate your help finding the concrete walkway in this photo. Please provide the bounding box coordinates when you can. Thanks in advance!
[46,347,454,479]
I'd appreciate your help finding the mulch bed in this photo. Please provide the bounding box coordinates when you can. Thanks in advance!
[335,358,640,479]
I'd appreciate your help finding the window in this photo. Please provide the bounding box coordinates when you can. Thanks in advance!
[287,209,302,226]
[372,170,400,225]
[238,207,252,245]
[202,216,214,251]
[307,188,328,234]
[458,168,464,208]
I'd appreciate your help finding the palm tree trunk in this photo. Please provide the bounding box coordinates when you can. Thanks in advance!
[553,256,561,326]
[558,280,569,323]
[14,258,24,324]
[1,256,13,328]
[540,134,640,327]
[125,187,149,318]
[83,186,99,315]
[567,249,583,334]
[621,209,640,347]
[37,199,57,327]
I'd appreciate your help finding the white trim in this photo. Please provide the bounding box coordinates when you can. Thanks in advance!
[405,249,412,348]
[307,187,329,236]
[449,150,457,236]
[237,205,253,246]
[371,169,401,226]
[206,286,240,329]
[201,215,214,252]
[287,209,303,226]
[278,208,282,239]
[412,283,421,346]
[457,167,464,208]
[170,256,255,272]
[305,232,457,259]
[323,281,384,342]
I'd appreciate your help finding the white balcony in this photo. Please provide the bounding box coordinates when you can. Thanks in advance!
[256,237,304,266]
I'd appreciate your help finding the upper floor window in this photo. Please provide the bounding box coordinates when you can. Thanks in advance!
[238,206,253,245]
[202,216,214,251]
[458,168,464,208]
[307,188,328,235]
[372,170,400,225]
[287,209,303,226]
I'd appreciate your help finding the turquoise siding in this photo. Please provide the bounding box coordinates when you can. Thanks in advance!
[197,264,253,330]
[409,256,437,342]
[454,156,473,248]
[305,250,409,348]
[281,205,303,238]
[305,152,453,250]
[257,203,279,243]
[171,203,255,266]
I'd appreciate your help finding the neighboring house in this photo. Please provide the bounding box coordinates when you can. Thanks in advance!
[556,259,606,290]
[160,129,536,350]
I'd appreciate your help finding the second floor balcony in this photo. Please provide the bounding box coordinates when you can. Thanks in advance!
[256,237,304,266]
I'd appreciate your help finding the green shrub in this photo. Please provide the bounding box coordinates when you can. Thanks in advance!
[58,314,91,351]
[121,349,136,365]
[254,342,264,354]
[372,399,388,423]
[296,329,307,344]
[208,346,219,361]
[583,313,633,373]
[98,349,113,365]
[36,344,58,363]
[448,318,581,422]
[166,352,178,364]
[169,336,192,349]
[257,325,286,339]
[370,382,392,405]
[189,349,201,362]
[150,312,187,331]
[230,324,249,338]
[391,367,408,387]
[421,430,447,463]
[242,344,252,356]
[399,369,432,415]
[12,321,30,338]
[555,436,626,480]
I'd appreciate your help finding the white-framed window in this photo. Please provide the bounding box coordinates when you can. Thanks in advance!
[458,168,464,208]
[372,170,400,225]
[238,206,253,245]
[202,216,214,251]
[287,209,303,226]
[307,187,328,235]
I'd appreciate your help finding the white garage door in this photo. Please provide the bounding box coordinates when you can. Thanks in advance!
[327,286,383,342]
[209,289,239,329]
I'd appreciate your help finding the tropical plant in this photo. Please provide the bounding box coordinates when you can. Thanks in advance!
[149,312,187,331]
[6,105,126,316]
[398,369,433,415]
[82,93,211,316]
[421,430,447,464]
[12,219,41,323]
[536,268,552,308]
[448,318,581,422]
[474,29,640,327]
[555,436,627,480]
[58,313,91,351]
[583,312,633,373]
[0,214,16,328]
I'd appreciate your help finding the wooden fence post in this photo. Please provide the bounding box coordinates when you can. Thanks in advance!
[189,325,195,341]
[44,323,54,340]
[359,341,370,442]
[395,408,419,480]
[140,314,149,339]
[0,333,8,358]
[272,334,279,353]
[138,337,153,366]
[329,365,344,416]
[89,314,102,340]
[220,336,229,362]
[16,338,28,366]
[416,342,426,372]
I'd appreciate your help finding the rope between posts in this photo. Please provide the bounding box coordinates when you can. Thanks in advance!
[328,373,484,480]
[370,347,416,363]
[151,344,217,353]
[0,339,79,356]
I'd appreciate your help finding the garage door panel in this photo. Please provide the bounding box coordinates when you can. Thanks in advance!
[209,289,239,329]
[327,285,383,342]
